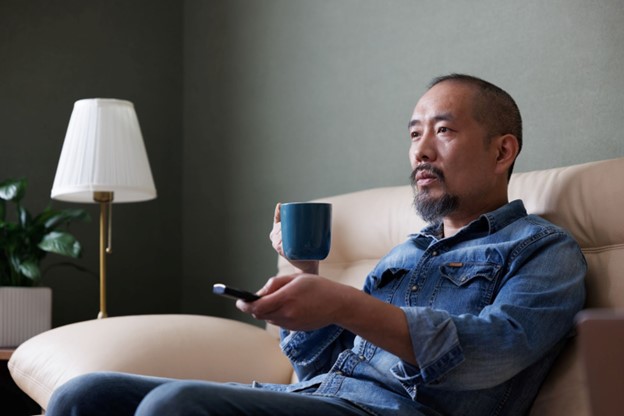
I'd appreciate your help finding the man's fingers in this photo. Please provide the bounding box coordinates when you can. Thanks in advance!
[274,202,282,223]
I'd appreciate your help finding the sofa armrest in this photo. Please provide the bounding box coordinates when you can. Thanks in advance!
[8,314,293,410]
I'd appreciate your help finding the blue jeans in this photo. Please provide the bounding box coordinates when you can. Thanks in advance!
[47,372,373,416]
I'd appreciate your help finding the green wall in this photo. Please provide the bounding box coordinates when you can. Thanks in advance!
[1,1,623,327]
[0,1,184,325]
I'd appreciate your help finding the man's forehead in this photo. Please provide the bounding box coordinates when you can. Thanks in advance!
[410,83,475,125]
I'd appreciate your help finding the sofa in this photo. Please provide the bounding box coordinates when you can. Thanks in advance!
[9,157,624,414]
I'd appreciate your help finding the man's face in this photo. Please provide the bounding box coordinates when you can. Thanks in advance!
[408,81,500,223]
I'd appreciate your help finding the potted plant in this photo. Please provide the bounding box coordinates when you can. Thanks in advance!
[0,178,89,346]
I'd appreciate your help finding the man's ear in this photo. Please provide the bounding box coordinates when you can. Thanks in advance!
[494,134,519,175]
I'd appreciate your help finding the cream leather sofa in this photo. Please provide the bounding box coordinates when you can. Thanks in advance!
[9,157,624,414]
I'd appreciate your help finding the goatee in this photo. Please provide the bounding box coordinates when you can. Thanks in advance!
[410,165,459,223]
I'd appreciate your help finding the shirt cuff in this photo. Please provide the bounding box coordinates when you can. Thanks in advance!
[393,307,465,388]
[280,325,344,366]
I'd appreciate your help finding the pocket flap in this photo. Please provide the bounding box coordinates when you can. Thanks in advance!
[440,262,501,287]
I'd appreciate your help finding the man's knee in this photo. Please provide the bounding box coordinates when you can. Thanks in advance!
[136,381,253,416]
[48,372,116,415]
[47,371,166,416]
[136,381,205,416]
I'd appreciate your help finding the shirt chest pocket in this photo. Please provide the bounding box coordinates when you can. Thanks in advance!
[371,268,409,303]
[433,262,502,313]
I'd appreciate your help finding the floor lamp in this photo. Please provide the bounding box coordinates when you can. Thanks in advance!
[51,99,156,319]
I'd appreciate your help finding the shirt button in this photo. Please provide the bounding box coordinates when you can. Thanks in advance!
[335,371,344,376]
[411,285,418,292]
[431,250,438,256]
[359,355,366,361]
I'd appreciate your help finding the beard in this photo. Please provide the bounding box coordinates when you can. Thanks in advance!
[410,164,459,223]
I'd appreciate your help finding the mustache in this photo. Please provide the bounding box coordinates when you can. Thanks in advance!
[410,164,445,187]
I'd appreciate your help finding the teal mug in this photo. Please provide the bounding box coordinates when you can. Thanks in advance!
[280,202,332,261]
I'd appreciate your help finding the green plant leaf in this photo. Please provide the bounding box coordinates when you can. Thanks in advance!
[17,260,41,281]
[6,253,36,286]
[18,204,31,227]
[38,231,82,258]
[1,177,87,286]
[0,178,27,202]
[38,208,90,229]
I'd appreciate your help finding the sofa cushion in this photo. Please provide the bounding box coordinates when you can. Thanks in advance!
[9,314,293,409]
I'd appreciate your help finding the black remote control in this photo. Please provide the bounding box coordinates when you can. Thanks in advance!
[213,283,261,302]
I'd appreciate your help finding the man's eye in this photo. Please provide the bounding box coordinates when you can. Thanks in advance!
[410,131,420,139]
[438,127,449,133]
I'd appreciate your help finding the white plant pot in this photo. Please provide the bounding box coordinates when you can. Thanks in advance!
[0,287,52,347]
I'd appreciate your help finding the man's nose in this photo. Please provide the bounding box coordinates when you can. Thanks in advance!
[410,131,436,165]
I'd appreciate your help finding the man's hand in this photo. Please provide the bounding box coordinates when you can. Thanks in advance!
[236,274,342,331]
[236,275,418,365]
[270,203,319,275]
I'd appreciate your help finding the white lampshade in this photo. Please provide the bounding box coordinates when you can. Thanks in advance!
[51,98,156,203]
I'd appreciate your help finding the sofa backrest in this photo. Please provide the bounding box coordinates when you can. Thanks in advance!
[509,158,624,415]
[276,157,624,415]
[509,158,624,311]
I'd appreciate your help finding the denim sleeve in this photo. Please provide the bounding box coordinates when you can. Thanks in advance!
[278,274,379,381]
[280,326,355,381]
[392,231,587,390]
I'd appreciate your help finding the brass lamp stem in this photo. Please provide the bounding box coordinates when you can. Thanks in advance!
[94,191,114,319]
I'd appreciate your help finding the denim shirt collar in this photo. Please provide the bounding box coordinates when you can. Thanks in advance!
[413,199,527,240]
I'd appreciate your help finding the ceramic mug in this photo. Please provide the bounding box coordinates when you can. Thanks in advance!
[280,202,332,260]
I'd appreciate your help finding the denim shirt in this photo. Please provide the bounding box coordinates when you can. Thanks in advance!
[258,200,586,416]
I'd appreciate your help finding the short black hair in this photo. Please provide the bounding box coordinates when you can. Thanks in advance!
[428,74,522,179]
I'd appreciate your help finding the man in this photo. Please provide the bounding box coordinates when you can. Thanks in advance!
[47,75,586,416]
